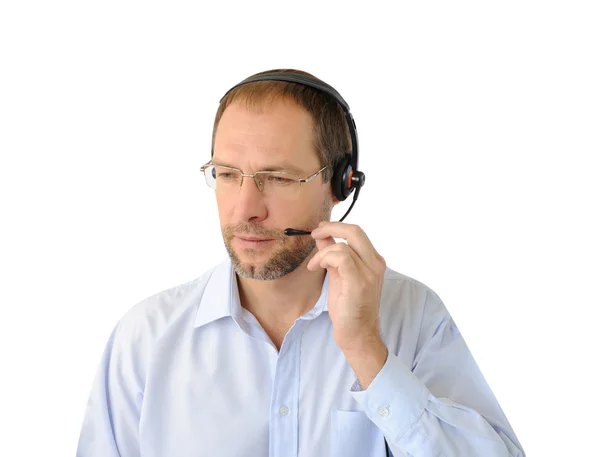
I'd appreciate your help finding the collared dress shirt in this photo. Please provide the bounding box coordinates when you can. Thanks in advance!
[76,257,525,457]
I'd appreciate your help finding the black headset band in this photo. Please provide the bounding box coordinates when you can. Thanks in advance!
[217,72,359,173]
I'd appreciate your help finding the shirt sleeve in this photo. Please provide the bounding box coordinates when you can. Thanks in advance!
[349,288,526,457]
[76,318,144,457]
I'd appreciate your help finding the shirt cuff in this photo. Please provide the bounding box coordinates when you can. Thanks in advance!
[349,351,430,441]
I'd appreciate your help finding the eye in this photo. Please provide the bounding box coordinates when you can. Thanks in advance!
[216,171,238,180]
[266,174,295,184]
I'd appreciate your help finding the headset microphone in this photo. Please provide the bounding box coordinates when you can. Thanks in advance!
[217,72,365,237]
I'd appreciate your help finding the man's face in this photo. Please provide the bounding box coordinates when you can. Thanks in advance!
[212,98,336,280]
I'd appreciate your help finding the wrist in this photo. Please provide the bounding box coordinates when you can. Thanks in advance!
[343,338,388,390]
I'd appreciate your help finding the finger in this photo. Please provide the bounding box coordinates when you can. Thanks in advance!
[306,236,336,271]
[307,242,360,272]
[315,235,336,252]
[313,250,361,278]
[312,222,381,267]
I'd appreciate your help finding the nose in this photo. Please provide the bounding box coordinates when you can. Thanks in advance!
[233,174,268,223]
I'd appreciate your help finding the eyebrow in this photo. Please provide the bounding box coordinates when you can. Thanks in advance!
[212,161,305,175]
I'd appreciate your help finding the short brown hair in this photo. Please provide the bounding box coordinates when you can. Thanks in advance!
[211,69,351,182]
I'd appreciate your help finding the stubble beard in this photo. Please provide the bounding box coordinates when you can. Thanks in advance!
[222,204,331,281]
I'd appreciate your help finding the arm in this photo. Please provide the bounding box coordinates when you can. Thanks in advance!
[348,289,525,457]
[76,320,144,457]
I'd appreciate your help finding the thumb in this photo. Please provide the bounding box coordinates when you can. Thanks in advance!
[315,235,336,251]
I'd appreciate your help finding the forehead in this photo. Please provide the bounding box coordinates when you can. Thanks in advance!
[213,99,320,172]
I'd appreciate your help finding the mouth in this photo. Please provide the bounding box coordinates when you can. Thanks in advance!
[235,235,275,248]
[237,235,272,242]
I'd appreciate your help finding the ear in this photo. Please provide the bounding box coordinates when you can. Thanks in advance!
[327,186,340,206]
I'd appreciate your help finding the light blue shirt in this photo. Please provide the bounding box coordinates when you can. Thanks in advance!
[76,257,525,457]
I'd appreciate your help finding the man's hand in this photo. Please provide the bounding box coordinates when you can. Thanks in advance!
[307,221,388,387]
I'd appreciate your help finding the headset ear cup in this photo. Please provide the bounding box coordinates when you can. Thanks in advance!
[331,156,352,201]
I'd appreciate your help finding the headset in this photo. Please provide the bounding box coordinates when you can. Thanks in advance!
[213,72,366,236]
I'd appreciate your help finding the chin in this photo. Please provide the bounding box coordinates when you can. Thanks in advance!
[232,258,298,281]
[225,239,315,281]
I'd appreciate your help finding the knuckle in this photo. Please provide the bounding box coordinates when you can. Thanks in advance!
[341,253,354,265]
[335,243,348,252]
[351,224,363,236]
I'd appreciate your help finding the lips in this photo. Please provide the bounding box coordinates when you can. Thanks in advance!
[237,236,272,242]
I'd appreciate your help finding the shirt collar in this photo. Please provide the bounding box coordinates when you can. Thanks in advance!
[194,257,329,328]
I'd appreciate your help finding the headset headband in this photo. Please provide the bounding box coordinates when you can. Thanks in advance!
[218,73,359,173]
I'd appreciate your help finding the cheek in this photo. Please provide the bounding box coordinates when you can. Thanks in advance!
[215,194,234,220]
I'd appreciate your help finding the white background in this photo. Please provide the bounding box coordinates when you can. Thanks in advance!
[1,1,598,456]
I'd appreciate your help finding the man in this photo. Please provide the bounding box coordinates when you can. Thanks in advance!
[76,69,525,456]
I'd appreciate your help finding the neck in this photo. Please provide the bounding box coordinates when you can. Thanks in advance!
[236,255,326,331]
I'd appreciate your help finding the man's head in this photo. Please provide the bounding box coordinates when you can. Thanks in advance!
[209,69,352,280]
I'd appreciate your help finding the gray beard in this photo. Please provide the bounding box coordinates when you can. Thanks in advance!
[225,236,316,280]
[222,204,331,281]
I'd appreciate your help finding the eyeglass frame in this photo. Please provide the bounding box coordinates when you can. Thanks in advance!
[199,160,329,193]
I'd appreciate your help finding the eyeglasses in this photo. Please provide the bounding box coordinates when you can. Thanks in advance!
[200,161,328,198]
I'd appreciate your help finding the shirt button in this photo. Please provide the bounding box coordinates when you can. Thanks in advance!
[279,405,289,416]
[378,407,389,417]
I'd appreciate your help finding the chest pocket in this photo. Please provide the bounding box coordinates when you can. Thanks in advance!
[330,410,389,457]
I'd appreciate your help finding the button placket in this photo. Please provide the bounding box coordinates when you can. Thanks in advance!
[268,323,304,457]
